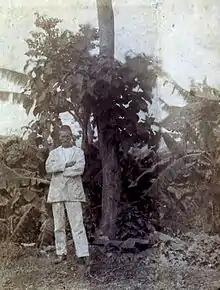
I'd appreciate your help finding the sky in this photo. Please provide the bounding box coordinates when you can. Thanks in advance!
[0,0,220,135]
[159,0,220,89]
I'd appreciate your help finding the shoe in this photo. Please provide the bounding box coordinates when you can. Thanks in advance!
[53,254,67,264]
[77,256,90,265]
[77,256,91,276]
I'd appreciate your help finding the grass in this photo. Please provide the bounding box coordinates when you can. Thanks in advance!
[0,241,220,289]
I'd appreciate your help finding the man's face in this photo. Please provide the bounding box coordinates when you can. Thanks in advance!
[59,130,72,148]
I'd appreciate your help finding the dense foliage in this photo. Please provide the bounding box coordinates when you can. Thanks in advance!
[17,13,161,239]
[1,13,220,244]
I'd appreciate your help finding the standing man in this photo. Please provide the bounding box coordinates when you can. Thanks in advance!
[45,125,89,265]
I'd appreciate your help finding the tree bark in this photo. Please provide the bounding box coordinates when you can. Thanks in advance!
[96,0,115,57]
[81,111,93,152]
[98,127,121,239]
[96,0,120,239]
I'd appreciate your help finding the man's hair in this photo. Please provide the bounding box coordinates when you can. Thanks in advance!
[59,125,72,135]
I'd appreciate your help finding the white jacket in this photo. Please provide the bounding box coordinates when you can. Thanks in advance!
[45,145,86,203]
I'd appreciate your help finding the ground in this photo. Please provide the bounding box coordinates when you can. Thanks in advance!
[0,238,220,290]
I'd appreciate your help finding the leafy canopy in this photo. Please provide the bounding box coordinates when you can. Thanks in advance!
[23,13,160,152]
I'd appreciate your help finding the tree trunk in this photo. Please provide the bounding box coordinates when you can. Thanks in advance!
[81,111,93,152]
[87,116,93,144]
[98,127,121,239]
[96,0,120,239]
[96,0,115,57]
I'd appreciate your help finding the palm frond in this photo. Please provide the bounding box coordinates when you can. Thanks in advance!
[143,152,204,200]
[0,160,50,189]
[158,69,220,102]
[162,132,185,155]
[160,104,200,131]
[128,157,171,188]
[0,90,29,104]
[0,68,28,87]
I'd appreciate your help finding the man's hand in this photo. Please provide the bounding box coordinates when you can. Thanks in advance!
[66,161,75,168]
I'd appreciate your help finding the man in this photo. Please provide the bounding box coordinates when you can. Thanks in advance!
[45,125,89,265]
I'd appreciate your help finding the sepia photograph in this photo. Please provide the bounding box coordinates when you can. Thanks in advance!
[0,0,220,289]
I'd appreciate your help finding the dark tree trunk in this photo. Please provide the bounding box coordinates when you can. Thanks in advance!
[96,0,121,239]
[98,127,121,239]
[87,116,93,144]
[96,0,115,57]
[81,112,93,152]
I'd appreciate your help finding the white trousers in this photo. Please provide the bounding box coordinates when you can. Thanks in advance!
[52,201,89,257]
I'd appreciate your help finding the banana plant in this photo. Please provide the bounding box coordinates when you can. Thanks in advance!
[0,68,29,103]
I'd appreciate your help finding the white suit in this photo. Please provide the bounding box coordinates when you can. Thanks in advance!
[45,145,89,258]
